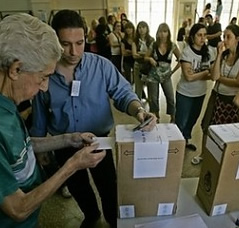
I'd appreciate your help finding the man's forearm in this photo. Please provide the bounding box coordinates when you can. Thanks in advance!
[31,134,69,153]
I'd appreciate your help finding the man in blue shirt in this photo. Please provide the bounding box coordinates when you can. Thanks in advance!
[31,10,156,228]
[0,13,106,228]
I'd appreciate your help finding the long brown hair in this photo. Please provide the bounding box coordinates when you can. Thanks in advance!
[155,23,172,52]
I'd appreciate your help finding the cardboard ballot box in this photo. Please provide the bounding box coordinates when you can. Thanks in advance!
[197,123,239,216]
[116,124,185,218]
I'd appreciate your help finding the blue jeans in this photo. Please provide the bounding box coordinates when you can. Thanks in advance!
[175,92,205,140]
[147,78,175,115]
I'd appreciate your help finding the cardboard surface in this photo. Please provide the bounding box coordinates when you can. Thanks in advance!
[116,124,185,218]
[197,123,239,216]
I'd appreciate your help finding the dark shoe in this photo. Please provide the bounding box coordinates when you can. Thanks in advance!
[186,143,197,151]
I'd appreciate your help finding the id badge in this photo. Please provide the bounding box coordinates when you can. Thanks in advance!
[71,80,81,96]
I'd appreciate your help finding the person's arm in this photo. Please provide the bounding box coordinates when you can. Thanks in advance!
[121,42,131,57]
[207,31,222,40]
[217,73,239,87]
[171,45,181,74]
[31,132,96,153]
[233,92,239,107]
[181,61,210,81]
[0,144,105,222]
[144,45,157,67]
[132,42,143,60]
[211,41,224,81]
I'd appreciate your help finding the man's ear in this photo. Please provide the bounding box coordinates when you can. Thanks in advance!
[8,61,22,81]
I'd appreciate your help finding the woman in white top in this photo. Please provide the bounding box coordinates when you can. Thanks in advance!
[193,24,239,165]
[175,23,213,151]
[108,21,123,72]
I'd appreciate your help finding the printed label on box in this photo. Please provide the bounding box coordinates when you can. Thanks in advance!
[211,204,227,216]
[206,136,223,164]
[157,203,174,216]
[119,205,135,218]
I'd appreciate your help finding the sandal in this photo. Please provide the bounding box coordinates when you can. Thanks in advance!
[191,156,203,165]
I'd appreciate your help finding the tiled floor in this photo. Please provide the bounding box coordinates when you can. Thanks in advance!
[38,67,215,227]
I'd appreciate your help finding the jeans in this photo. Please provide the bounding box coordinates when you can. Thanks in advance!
[147,78,175,115]
[133,62,144,99]
[175,92,205,140]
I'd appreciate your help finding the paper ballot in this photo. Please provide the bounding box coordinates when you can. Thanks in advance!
[133,127,169,179]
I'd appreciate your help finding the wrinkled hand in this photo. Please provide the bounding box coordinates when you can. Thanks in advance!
[71,143,106,169]
[67,132,96,149]
[36,152,50,166]
[233,92,239,108]
[136,111,157,131]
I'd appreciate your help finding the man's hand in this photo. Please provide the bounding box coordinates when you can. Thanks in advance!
[70,143,106,170]
[66,132,96,149]
[136,111,157,131]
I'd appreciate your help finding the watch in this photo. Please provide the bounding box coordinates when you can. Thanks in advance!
[135,106,146,116]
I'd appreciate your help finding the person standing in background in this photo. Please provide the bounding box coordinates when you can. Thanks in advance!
[107,14,116,32]
[175,23,214,151]
[216,0,223,21]
[192,24,239,165]
[177,20,188,52]
[121,21,135,84]
[132,21,154,101]
[205,14,222,61]
[202,3,211,18]
[144,23,181,122]
[109,21,124,72]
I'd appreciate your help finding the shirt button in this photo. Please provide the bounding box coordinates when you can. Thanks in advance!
[75,106,77,108]
[76,120,79,122]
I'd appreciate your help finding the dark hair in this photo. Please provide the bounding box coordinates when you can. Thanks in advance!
[188,23,209,62]
[222,24,239,63]
[124,21,135,40]
[205,14,213,19]
[120,13,127,20]
[155,23,172,52]
[113,21,121,30]
[230,17,237,24]
[51,10,86,34]
[134,21,154,48]
[204,3,211,10]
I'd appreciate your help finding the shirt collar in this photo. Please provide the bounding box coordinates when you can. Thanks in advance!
[0,94,17,114]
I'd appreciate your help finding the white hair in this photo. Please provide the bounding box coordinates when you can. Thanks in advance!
[0,13,62,72]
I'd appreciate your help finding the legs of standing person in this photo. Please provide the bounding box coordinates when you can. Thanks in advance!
[123,61,133,84]
[111,55,122,73]
[134,62,144,100]
[161,78,175,123]
[90,149,117,228]
[54,148,101,225]
[175,92,205,150]
[147,81,160,120]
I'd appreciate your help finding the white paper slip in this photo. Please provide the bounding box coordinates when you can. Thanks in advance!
[135,214,208,228]
[133,128,169,179]
[93,137,115,150]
